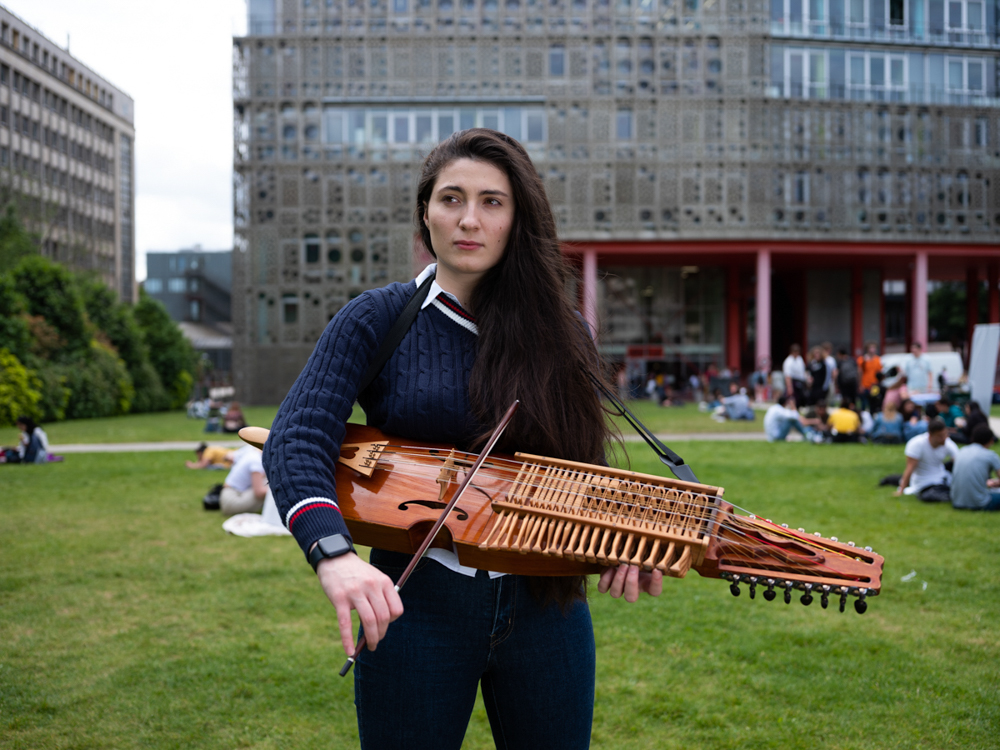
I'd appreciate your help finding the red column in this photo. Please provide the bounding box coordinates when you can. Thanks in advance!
[879,268,886,354]
[582,249,598,340]
[912,252,928,348]
[755,250,771,370]
[851,267,864,356]
[726,265,740,373]
[966,267,979,347]
[988,264,999,324]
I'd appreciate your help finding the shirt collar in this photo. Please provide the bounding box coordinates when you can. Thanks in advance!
[415,262,461,311]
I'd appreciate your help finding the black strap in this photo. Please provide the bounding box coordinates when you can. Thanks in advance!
[590,374,699,483]
[357,273,436,396]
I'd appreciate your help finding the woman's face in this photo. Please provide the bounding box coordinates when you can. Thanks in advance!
[423,158,514,295]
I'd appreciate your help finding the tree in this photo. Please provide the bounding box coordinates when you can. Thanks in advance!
[58,340,134,420]
[79,275,170,413]
[134,289,198,409]
[0,204,37,273]
[10,255,89,359]
[0,274,31,362]
[0,348,41,426]
[928,282,988,350]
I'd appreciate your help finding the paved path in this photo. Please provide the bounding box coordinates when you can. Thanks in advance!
[49,440,245,454]
[45,417,1000,453]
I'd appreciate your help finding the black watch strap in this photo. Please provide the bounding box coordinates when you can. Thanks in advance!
[308,534,356,572]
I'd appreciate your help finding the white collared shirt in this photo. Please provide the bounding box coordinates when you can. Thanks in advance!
[411,264,502,579]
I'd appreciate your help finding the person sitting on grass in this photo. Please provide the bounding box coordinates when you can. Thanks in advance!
[959,401,989,445]
[222,402,247,433]
[900,399,929,442]
[828,402,862,443]
[895,418,959,503]
[870,403,905,444]
[1,416,49,464]
[950,424,1000,511]
[721,381,755,421]
[220,447,268,516]
[185,443,236,470]
[763,395,821,442]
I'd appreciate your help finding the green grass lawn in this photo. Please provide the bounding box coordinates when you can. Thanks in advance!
[0,406,282,447]
[2,438,998,749]
[2,401,996,448]
[0,400,763,447]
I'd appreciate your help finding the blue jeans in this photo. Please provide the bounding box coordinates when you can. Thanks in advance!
[767,417,809,442]
[356,549,596,750]
[981,491,1000,511]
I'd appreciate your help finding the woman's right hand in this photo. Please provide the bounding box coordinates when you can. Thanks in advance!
[315,553,405,656]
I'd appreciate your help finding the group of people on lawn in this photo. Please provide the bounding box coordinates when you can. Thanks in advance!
[763,340,999,511]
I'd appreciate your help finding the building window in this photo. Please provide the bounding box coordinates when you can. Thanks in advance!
[319,106,546,147]
[616,109,633,140]
[974,117,988,147]
[947,0,984,32]
[946,57,985,98]
[848,51,906,101]
[190,300,201,321]
[282,294,299,324]
[304,233,320,263]
[144,278,163,293]
[168,278,187,293]
[549,44,565,76]
[889,0,904,25]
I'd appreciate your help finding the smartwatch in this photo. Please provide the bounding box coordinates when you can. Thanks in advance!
[308,533,356,572]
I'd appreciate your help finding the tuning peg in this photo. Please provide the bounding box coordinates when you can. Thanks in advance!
[730,582,741,597]
[783,581,794,604]
[748,576,758,600]
[800,583,814,606]
[820,585,831,609]
[763,579,777,601]
[831,536,838,542]
[839,588,849,613]
[854,588,868,614]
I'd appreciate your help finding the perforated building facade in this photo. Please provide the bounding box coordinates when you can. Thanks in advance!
[233,0,1000,404]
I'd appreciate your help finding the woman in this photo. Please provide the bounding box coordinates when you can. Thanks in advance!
[870,403,904,444]
[221,402,247,433]
[263,129,660,749]
[806,346,827,407]
[900,399,929,442]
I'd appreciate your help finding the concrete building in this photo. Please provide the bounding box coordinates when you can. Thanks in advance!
[144,248,233,376]
[233,0,1000,404]
[0,5,136,301]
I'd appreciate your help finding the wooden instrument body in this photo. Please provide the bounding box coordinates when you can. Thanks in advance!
[334,424,603,575]
[245,423,883,597]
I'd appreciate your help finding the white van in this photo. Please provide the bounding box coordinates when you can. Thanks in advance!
[880,351,965,388]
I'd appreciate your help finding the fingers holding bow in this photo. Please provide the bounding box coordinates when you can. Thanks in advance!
[597,564,664,603]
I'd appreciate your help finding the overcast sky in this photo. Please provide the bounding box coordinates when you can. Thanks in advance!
[6,0,247,280]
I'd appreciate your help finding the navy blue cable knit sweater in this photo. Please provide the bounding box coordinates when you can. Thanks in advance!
[262,278,483,558]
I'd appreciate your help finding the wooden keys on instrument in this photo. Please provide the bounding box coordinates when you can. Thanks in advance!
[479,453,722,577]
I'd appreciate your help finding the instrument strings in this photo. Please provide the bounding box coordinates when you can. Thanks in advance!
[360,444,861,571]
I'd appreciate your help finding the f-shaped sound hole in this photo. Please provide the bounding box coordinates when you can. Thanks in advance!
[398,500,469,521]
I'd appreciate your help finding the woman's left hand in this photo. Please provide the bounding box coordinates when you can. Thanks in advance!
[597,565,663,603]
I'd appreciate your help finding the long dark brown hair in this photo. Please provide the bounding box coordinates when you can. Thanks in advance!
[416,128,614,606]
